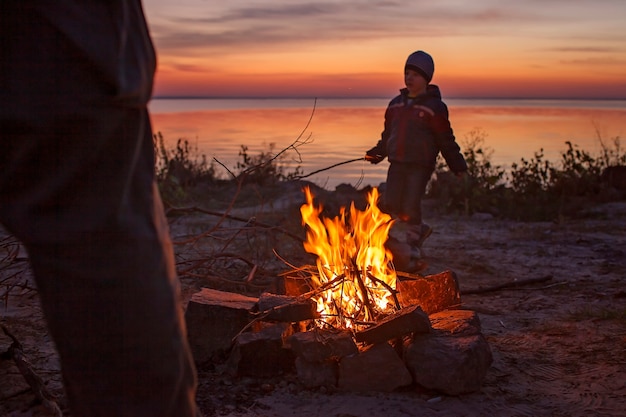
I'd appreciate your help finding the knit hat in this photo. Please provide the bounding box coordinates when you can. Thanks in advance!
[405,50,434,83]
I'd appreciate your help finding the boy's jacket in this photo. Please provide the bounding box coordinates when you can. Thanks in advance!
[371,85,467,173]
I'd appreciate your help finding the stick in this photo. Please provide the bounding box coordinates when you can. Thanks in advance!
[366,271,401,310]
[461,275,553,295]
[294,157,366,179]
[1,325,63,417]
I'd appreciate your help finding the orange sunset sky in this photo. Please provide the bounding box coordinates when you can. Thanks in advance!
[143,0,626,99]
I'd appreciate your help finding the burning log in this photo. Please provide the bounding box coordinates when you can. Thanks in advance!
[299,186,399,331]
[354,305,430,345]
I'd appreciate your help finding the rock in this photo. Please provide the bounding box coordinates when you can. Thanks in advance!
[403,309,493,395]
[185,288,257,364]
[227,322,295,377]
[295,357,338,388]
[338,342,412,392]
[287,328,357,362]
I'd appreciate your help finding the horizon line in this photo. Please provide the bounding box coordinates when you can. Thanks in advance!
[152,95,626,101]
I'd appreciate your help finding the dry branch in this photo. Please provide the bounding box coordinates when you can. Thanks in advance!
[1,325,63,417]
[167,206,303,243]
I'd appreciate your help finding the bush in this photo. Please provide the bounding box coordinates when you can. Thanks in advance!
[430,128,507,216]
[154,134,303,207]
[154,132,220,205]
[235,143,302,185]
[429,129,626,221]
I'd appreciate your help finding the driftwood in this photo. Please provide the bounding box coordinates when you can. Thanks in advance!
[1,325,63,417]
[461,275,553,295]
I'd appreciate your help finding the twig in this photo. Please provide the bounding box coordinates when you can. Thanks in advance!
[366,271,401,310]
[1,325,63,417]
[297,273,347,300]
[353,268,375,321]
[245,264,258,283]
[461,275,553,295]
[215,98,317,182]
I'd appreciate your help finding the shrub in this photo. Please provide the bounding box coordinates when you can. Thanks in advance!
[235,143,302,185]
[430,128,506,216]
[153,132,220,205]
[429,128,626,221]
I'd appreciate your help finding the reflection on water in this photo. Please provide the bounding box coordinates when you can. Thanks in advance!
[149,98,626,190]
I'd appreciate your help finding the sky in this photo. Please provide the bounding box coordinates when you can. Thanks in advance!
[143,0,626,99]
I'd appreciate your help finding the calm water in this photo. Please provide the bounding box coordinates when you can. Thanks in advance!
[149,98,626,190]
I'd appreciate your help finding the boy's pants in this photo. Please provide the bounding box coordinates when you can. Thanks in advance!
[1,3,199,416]
[384,162,433,226]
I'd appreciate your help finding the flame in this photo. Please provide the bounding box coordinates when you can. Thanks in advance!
[300,186,397,330]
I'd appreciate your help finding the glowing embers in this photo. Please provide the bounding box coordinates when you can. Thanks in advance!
[300,187,397,330]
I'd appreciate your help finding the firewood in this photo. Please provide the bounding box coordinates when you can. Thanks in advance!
[354,305,431,345]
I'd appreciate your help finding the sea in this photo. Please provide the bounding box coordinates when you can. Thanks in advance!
[148,98,626,190]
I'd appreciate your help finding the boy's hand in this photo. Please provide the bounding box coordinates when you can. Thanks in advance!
[365,148,385,164]
[365,154,384,164]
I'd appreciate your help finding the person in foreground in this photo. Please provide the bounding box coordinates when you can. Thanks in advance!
[366,50,467,262]
[0,2,200,416]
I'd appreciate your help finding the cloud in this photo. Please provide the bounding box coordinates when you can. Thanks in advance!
[147,1,540,54]
[545,46,624,53]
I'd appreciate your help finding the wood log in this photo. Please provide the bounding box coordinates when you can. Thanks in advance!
[397,270,461,314]
[255,292,319,322]
[354,305,431,345]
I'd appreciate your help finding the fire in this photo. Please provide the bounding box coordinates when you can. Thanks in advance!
[300,186,397,330]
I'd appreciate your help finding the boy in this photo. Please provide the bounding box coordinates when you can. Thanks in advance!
[366,50,467,262]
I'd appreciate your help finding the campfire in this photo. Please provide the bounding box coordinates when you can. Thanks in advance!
[300,186,397,331]
[184,186,493,395]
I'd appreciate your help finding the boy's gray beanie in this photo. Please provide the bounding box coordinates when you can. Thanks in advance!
[405,50,434,83]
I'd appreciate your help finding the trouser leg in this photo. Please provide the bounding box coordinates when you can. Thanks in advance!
[384,163,432,224]
[1,5,200,413]
[25,184,199,417]
[385,163,433,248]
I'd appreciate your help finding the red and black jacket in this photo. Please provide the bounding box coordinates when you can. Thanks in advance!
[372,86,467,174]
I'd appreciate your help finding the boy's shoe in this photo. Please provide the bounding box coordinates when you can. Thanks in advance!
[407,223,433,248]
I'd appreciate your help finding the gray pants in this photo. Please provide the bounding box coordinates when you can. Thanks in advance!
[1,2,199,416]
